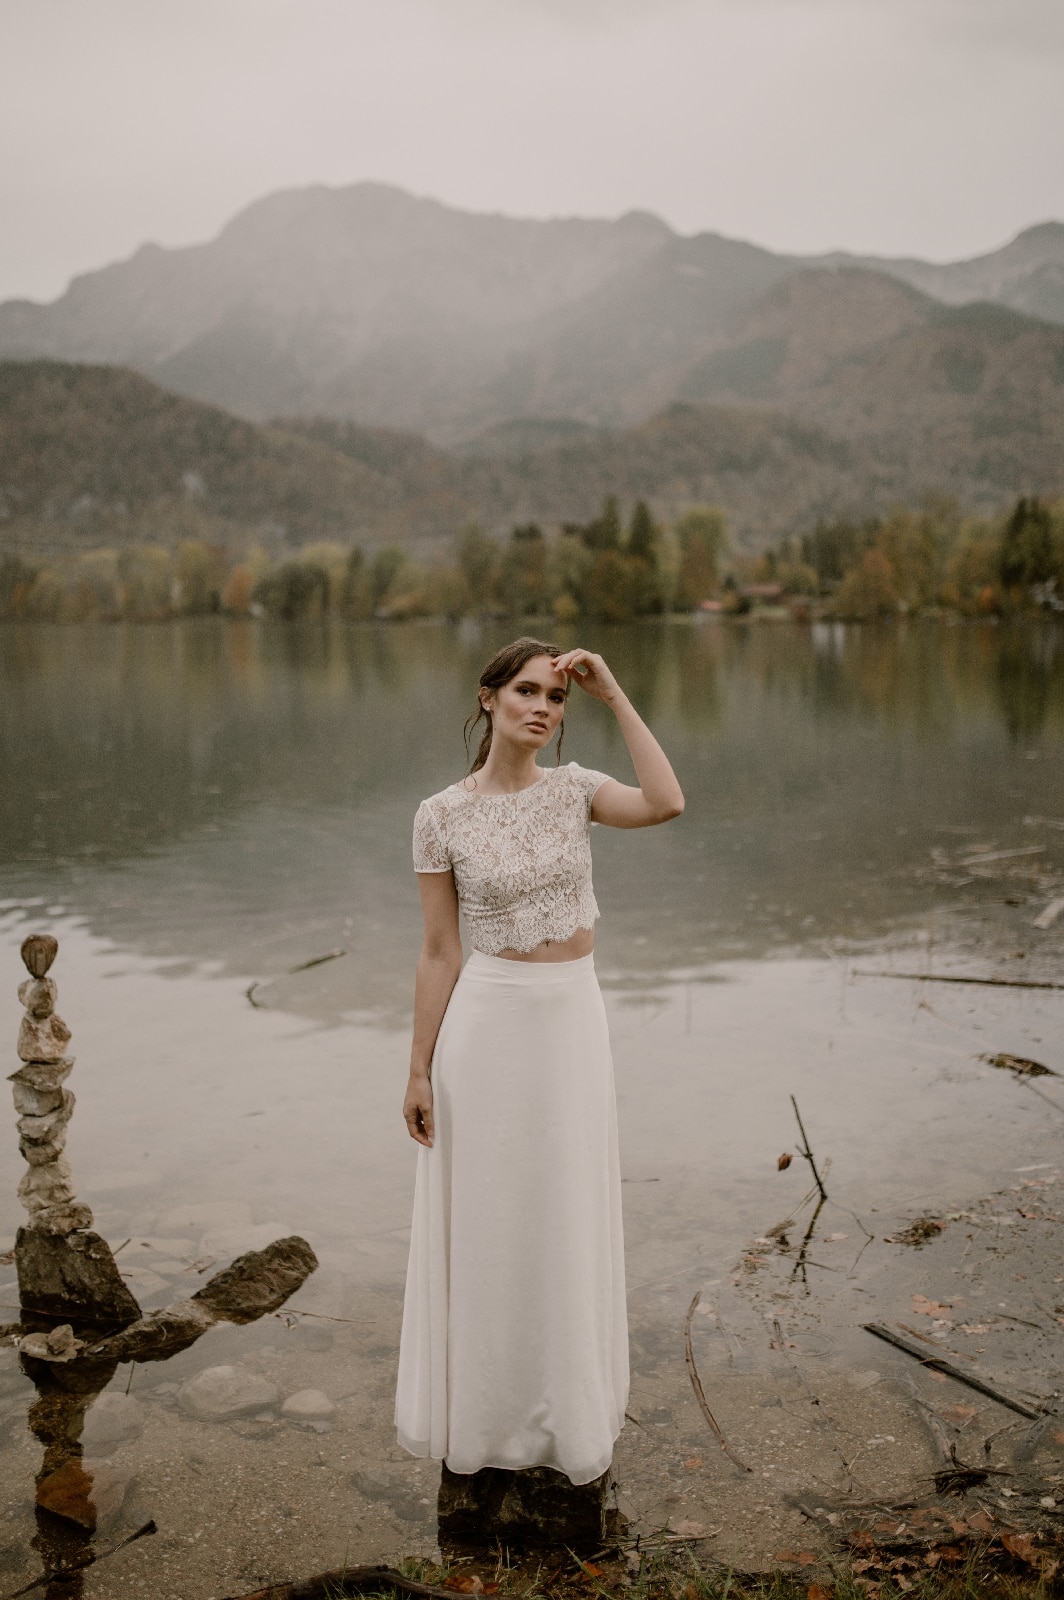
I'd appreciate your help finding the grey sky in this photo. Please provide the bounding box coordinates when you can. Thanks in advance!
[3,0,1062,303]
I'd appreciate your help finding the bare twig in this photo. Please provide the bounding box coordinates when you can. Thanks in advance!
[862,1323,1051,1418]
[246,948,347,1007]
[683,1292,752,1474]
[3,1521,156,1599]
[222,1565,481,1600]
[790,1096,828,1202]
[854,970,1064,992]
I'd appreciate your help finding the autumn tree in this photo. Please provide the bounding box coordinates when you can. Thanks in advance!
[674,508,728,609]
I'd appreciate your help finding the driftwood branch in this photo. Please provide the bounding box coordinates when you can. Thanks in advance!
[854,970,1064,992]
[247,949,347,1008]
[683,1292,753,1474]
[862,1323,1051,1419]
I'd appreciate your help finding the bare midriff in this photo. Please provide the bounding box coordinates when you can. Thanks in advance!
[493,926,595,964]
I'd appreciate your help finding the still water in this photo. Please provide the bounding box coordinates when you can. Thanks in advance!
[1,618,1063,1595]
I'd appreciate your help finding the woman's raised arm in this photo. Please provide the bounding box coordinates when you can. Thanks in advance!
[553,648,684,830]
[403,871,463,1147]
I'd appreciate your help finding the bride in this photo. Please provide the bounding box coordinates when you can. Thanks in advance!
[395,636,684,1486]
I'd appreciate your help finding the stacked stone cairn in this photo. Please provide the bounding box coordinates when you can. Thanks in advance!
[12,934,140,1328]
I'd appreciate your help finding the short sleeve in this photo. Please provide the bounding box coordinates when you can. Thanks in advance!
[566,761,613,816]
[412,800,450,873]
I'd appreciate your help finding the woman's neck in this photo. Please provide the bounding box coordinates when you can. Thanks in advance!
[473,742,544,795]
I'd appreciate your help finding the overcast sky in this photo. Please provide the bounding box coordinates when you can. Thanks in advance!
[3,0,1063,303]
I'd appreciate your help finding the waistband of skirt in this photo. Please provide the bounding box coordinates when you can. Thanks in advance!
[465,949,596,983]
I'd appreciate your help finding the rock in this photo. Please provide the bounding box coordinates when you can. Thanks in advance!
[15,1225,141,1327]
[82,1392,146,1448]
[437,1464,624,1552]
[177,1364,280,1422]
[193,1235,318,1324]
[36,1458,133,1530]
[11,1081,64,1117]
[351,1468,432,1524]
[18,1157,75,1212]
[30,1201,94,1235]
[9,1058,74,1093]
[85,1298,216,1363]
[18,1324,85,1362]
[21,934,58,979]
[18,977,57,1017]
[20,1136,68,1166]
[18,1011,72,1064]
[18,1091,74,1143]
[281,1388,335,1421]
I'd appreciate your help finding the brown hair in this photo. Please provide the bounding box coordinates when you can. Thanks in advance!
[464,636,567,775]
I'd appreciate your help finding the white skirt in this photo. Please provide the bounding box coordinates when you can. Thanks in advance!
[395,950,629,1486]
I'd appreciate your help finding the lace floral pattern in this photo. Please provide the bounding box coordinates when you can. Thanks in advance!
[412,762,612,954]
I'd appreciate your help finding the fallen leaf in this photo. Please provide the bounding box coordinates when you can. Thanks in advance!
[776,1550,818,1566]
[669,1519,705,1537]
[967,1512,994,1532]
[1052,1429,1064,1446]
[940,1403,977,1424]
[443,1578,485,1594]
[807,1585,834,1600]
[1001,1532,1039,1565]
[683,1456,703,1470]
[928,1370,947,1383]
[912,1293,952,1316]
[579,1562,604,1579]
[778,1152,794,1170]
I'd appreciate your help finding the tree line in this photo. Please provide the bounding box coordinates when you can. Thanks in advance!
[1,494,1062,625]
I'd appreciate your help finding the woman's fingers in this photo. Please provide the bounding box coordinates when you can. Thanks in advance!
[403,1087,434,1147]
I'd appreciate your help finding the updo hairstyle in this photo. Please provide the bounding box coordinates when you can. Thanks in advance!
[464,636,567,776]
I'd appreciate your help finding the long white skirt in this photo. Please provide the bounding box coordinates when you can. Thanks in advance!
[395,951,628,1486]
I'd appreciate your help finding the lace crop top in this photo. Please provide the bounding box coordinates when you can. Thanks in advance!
[412,762,613,955]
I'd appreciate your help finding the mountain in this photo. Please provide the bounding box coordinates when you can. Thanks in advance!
[1,184,1062,448]
[837,222,1064,328]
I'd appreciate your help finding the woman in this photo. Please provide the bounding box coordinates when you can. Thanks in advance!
[395,637,684,1487]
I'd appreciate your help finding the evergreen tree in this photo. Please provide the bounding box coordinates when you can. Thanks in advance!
[999,498,1055,593]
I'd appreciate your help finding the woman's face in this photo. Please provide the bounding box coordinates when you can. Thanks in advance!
[483,654,567,752]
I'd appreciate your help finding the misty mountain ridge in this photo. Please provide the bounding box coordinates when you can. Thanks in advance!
[1,182,1062,444]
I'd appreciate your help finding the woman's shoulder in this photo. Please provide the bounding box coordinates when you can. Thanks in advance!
[417,782,475,816]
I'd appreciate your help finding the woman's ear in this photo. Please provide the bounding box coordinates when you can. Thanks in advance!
[479,690,494,714]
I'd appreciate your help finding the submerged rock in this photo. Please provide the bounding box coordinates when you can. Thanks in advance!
[84,1298,216,1364]
[35,1458,133,1530]
[82,1391,146,1448]
[16,1226,141,1327]
[281,1388,335,1420]
[177,1364,281,1421]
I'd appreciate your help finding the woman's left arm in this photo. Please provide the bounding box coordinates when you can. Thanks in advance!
[553,648,684,829]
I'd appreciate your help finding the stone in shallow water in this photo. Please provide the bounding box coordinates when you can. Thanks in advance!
[281,1388,335,1420]
[84,1298,216,1363]
[15,1225,141,1326]
[82,1391,146,1448]
[437,1463,624,1551]
[177,1364,281,1421]
[192,1235,318,1324]
[35,1459,133,1530]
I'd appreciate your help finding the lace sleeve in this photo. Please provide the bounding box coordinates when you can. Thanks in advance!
[413,800,450,873]
[567,762,614,817]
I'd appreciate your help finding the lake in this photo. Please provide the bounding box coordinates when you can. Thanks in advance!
[1,616,1063,1595]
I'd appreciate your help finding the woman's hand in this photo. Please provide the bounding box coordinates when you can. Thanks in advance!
[552,649,620,704]
[403,1071,435,1148]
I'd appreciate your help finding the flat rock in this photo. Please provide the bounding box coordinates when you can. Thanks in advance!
[36,1459,134,1530]
[281,1388,335,1420]
[18,1155,75,1211]
[177,1364,280,1421]
[83,1392,146,1448]
[85,1298,216,1363]
[29,1201,94,1235]
[16,1226,141,1326]
[193,1235,318,1324]
[18,1091,74,1142]
[20,1135,68,1166]
[18,976,57,1016]
[8,1057,74,1092]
